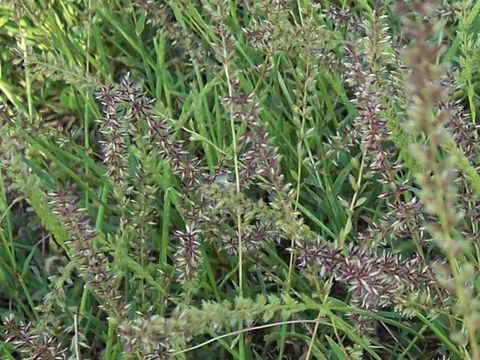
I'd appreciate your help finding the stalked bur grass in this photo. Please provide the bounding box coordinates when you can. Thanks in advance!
[2,0,480,358]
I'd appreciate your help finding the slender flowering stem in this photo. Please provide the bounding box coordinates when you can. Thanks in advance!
[339,146,367,248]
[221,34,244,296]
[304,316,321,360]
[288,59,311,284]
[83,0,92,212]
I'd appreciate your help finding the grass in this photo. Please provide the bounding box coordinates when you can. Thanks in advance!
[0,0,480,359]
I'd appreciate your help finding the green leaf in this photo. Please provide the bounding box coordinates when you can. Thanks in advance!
[326,335,349,360]
[135,11,147,35]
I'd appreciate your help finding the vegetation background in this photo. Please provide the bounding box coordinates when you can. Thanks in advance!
[1,0,480,359]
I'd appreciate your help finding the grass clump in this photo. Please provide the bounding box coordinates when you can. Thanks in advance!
[1,0,480,359]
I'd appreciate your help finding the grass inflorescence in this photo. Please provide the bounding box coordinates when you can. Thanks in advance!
[1,0,480,359]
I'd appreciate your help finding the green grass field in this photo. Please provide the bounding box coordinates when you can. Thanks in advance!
[1,0,480,359]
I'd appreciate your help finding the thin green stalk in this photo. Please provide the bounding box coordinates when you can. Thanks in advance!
[287,60,310,282]
[84,0,92,211]
[221,27,245,359]
[95,185,109,233]
[339,147,367,248]
[20,28,33,119]
[304,315,322,360]
[173,319,318,357]
[222,39,243,295]
[104,320,116,360]
[305,277,334,360]
[73,314,82,360]
[161,186,172,269]
[0,171,18,272]
[18,278,39,321]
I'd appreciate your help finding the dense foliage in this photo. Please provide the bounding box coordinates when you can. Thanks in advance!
[1,0,480,359]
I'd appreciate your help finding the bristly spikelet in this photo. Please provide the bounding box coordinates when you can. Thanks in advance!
[96,84,130,186]
[48,192,126,320]
[342,6,429,251]
[148,117,204,191]
[2,314,67,360]
[330,6,365,34]
[173,226,203,282]
[222,78,284,192]
[343,5,396,176]
[296,242,438,311]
